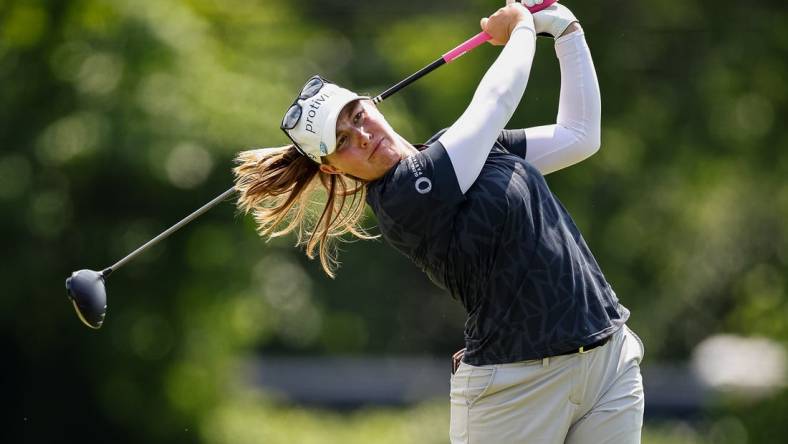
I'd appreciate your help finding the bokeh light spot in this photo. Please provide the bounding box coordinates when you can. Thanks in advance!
[77,52,124,95]
[27,188,72,238]
[692,334,787,398]
[36,112,107,165]
[165,142,214,189]
[254,254,322,347]
[734,93,774,139]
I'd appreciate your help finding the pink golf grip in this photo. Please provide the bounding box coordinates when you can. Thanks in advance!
[441,0,558,63]
[442,32,492,63]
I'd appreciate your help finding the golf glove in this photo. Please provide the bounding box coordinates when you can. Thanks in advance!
[532,3,578,38]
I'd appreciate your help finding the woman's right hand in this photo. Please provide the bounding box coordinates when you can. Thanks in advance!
[480,1,534,46]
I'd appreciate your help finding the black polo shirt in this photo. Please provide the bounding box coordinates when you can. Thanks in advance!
[366,130,628,365]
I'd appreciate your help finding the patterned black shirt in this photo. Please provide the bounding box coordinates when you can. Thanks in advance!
[366,130,629,365]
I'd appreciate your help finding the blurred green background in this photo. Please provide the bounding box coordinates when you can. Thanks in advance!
[3,0,787,442]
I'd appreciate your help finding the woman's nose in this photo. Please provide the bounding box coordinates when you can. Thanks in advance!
[352,127,372,148]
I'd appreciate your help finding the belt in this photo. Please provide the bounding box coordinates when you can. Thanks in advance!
[451,335,612,375]
[552,335,611,357]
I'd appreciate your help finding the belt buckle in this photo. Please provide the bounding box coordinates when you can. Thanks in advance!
[578,345,589,354]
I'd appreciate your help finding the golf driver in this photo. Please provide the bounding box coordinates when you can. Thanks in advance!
[66,187,235,328]
[65,0,558,329]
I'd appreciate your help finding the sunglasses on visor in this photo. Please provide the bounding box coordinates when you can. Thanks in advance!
[280,75,326,157]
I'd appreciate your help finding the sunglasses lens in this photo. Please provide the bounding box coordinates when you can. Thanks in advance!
[281,104,302,130]
[300,77,324,99]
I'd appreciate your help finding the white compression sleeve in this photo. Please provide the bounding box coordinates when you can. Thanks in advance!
[439,22,537,194]
[523,31,601,175]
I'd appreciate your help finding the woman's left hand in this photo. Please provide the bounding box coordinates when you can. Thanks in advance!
[480,1,533,46]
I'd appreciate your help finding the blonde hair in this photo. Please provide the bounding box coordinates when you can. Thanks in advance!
[233,145,375,277]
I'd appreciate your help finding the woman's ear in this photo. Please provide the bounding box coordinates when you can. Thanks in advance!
[319,163,342,175]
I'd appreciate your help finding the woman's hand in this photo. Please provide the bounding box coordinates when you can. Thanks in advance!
[480,1,534,46]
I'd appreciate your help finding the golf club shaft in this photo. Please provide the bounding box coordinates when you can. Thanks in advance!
[372,32,491,104]
[371,0,557,104]
[103,186,236,277]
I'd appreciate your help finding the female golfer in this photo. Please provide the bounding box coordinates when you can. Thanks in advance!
[235,2,644,443]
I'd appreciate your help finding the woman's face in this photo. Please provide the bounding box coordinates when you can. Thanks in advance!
[320,100,413,181]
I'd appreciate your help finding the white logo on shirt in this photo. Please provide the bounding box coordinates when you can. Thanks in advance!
[407,156,432,194]
[415,177,432,194]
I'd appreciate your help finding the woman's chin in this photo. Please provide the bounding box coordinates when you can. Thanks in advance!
[360,149,397,181]
[380,147,402,167]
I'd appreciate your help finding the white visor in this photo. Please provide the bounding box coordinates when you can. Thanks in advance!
[282,77,367,162]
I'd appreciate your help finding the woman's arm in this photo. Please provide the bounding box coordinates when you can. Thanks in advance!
[521,29,601,175]
[438,4,537,194]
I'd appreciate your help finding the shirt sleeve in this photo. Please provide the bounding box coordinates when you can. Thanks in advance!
[521,31,602,175]
[367,141,464,263]
[438,21,537,194]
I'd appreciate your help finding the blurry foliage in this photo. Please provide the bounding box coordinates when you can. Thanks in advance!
[2,0,787,442]
[200,397,717,444]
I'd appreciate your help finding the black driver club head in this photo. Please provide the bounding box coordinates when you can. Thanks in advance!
[65,269,108,329]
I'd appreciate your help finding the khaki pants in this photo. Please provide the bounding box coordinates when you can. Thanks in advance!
[450,325,645,444]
